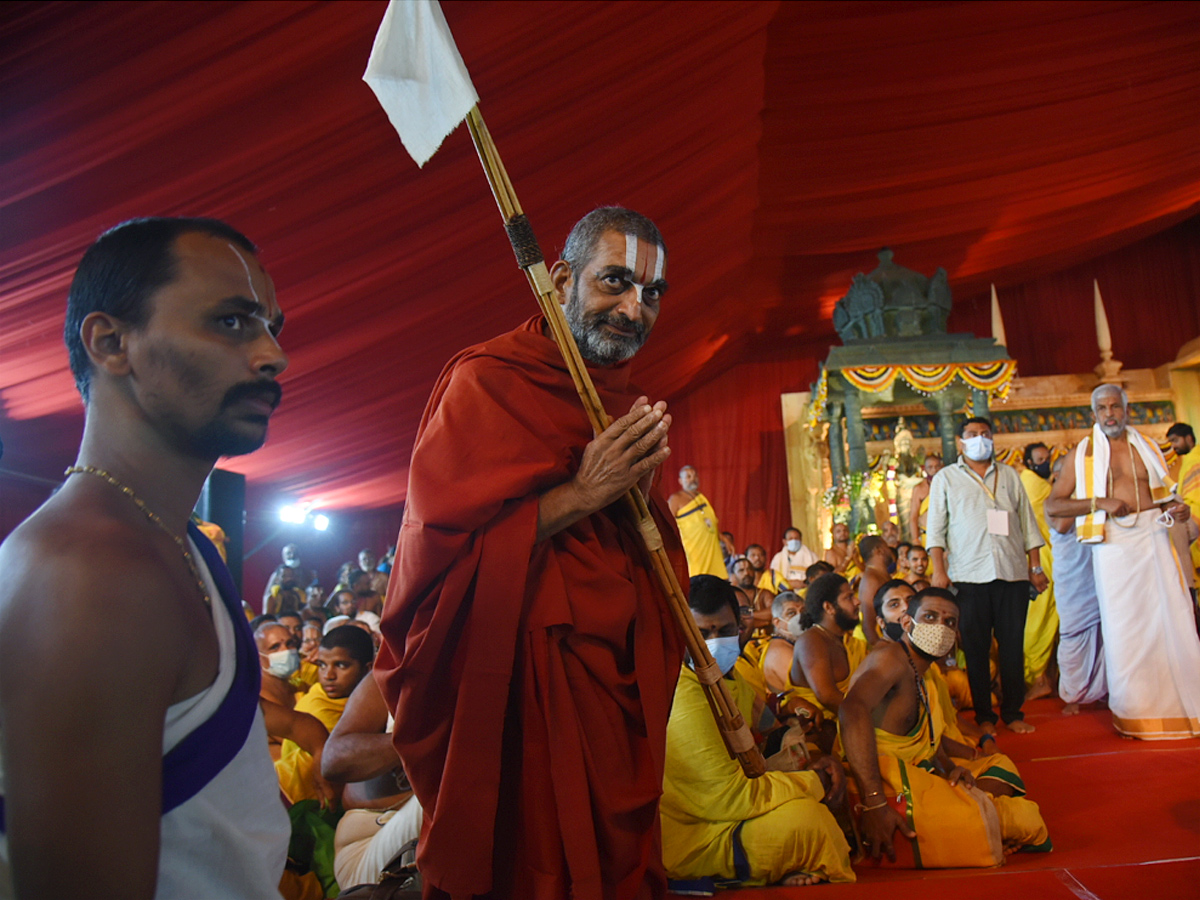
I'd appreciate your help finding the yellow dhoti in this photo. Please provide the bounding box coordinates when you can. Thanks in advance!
[661,666,855,885]
[850,670,1048,868]
[674,492,727,578]
[1020,468,1058,687]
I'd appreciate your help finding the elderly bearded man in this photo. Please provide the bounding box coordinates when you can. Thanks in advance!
[376,208,687,900]
[0,218,290,897]
[1046,385,1200,739]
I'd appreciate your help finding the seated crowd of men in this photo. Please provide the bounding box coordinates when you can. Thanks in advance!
[246,417,1200,896]
[245,544,420,900]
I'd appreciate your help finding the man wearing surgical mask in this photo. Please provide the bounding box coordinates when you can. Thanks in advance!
[659,575,856,888]
[926,417,1047,737]
[770,527,819,588]
[256,621,303,710]
[761,591,805,695]
[840,588,1049,865]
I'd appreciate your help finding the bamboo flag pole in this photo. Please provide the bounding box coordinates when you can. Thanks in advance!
[364,0,764,777]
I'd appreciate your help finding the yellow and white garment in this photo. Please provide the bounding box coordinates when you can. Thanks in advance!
[1074,424,1175,543]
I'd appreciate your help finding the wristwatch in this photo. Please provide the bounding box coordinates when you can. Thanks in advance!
[1030,566,1044,575]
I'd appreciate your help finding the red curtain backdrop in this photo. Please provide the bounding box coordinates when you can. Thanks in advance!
[2,1,1199,533]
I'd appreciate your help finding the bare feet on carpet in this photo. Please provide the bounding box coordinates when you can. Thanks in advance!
[979,721,997,736]
[1006,719,1036,734]
[780,872,824,886]
[1062,702,1080,716]
[1025,675,1052,702]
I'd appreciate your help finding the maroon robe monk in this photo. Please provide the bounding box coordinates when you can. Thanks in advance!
[377,210,683,900]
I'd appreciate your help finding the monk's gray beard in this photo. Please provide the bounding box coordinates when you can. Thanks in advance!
[1099,420,1126,439]
[565,285,646,365]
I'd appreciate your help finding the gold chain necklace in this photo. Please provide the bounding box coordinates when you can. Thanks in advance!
[1106,438,1140,529]
[64,465,212,608]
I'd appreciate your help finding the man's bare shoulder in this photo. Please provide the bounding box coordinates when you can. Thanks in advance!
[0,499,196,650]
[851,641,906,681]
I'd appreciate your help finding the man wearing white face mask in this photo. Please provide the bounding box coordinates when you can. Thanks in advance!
[840,588,1050,867]
[660,575,855,888]
[256,622,303,710]
[770,527,819,588]
[760,591,805,696]
[926,417,1047,736]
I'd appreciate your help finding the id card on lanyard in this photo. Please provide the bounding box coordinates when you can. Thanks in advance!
[966,465,1009,536]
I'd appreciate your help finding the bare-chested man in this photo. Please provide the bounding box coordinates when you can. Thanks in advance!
[1045,384,1200,739]
[0,217,290,896]
[257,621,303,709]
[823,522,860,577]
[840,589,1049,864]
[908,454,943,542]
[761,591,804,694]
[731,555,774,633]
[790,574,867,721]
[322,675,423,889]
[856,534,895,645]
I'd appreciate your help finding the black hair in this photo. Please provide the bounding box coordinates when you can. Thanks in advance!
[783,527,802,540]
[745,543,766,555]
[907,586,959,618]
[1167,423,1195,441]
[858,534,888,562]
[276,611,303,624]
[805,560,834,582]
[958,416,993,437]
[561,207,666,275]
[1023,442,1049,467]
[872,578,914,620]
[896,541,912,555]
[249,614,278,632]
[320,624,375,667]
[299,607,328,625]
[688,574,740,623]
[348,569,372,588]
[64,217,256,401]
[799,573,847,630]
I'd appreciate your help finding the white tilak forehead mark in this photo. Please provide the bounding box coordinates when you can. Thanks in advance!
[226,242,261,304]
[623,233,664,305]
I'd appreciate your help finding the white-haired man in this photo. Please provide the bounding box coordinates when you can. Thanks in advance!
[1045,384,1200,739]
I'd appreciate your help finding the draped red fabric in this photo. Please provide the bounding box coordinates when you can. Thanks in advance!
[374,316,685,898]
[1,0,1198,530]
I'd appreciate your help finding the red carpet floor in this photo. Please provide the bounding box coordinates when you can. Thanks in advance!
[716,697,1200,899]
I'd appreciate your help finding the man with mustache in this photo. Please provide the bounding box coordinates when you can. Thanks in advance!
[1045,385,1200,739]
[788,574,868,724]
[0,218,291,897]
[376,207,685,900]
[840,588,1050,866]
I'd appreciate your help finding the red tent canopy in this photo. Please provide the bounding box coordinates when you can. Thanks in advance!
[3,1,1199,534]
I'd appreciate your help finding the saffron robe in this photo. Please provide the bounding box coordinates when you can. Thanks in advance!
[855,669,1048,868]
[1019,468,1058,687]
[375,316,686,900]
[660,667,854,885]
[674,492,727,578]
[275,683,348,803]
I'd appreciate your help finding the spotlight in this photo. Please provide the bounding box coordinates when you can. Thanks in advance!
[279,504,307,524]
[312,514,330,532]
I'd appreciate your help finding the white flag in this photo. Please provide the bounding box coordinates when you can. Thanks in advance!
[363,0,479,168]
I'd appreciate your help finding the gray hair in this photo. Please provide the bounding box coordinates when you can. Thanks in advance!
[561,207,666,274]
[772,590,801,619]
[1090,383,1128,411]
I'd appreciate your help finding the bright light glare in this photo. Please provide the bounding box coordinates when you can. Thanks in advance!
[312,514,330,532]
[279,504,306,524]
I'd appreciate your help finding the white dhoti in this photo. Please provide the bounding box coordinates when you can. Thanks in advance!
[1049,526,1106,705]
[332,797,423,888]
[1092,510,1200,739]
